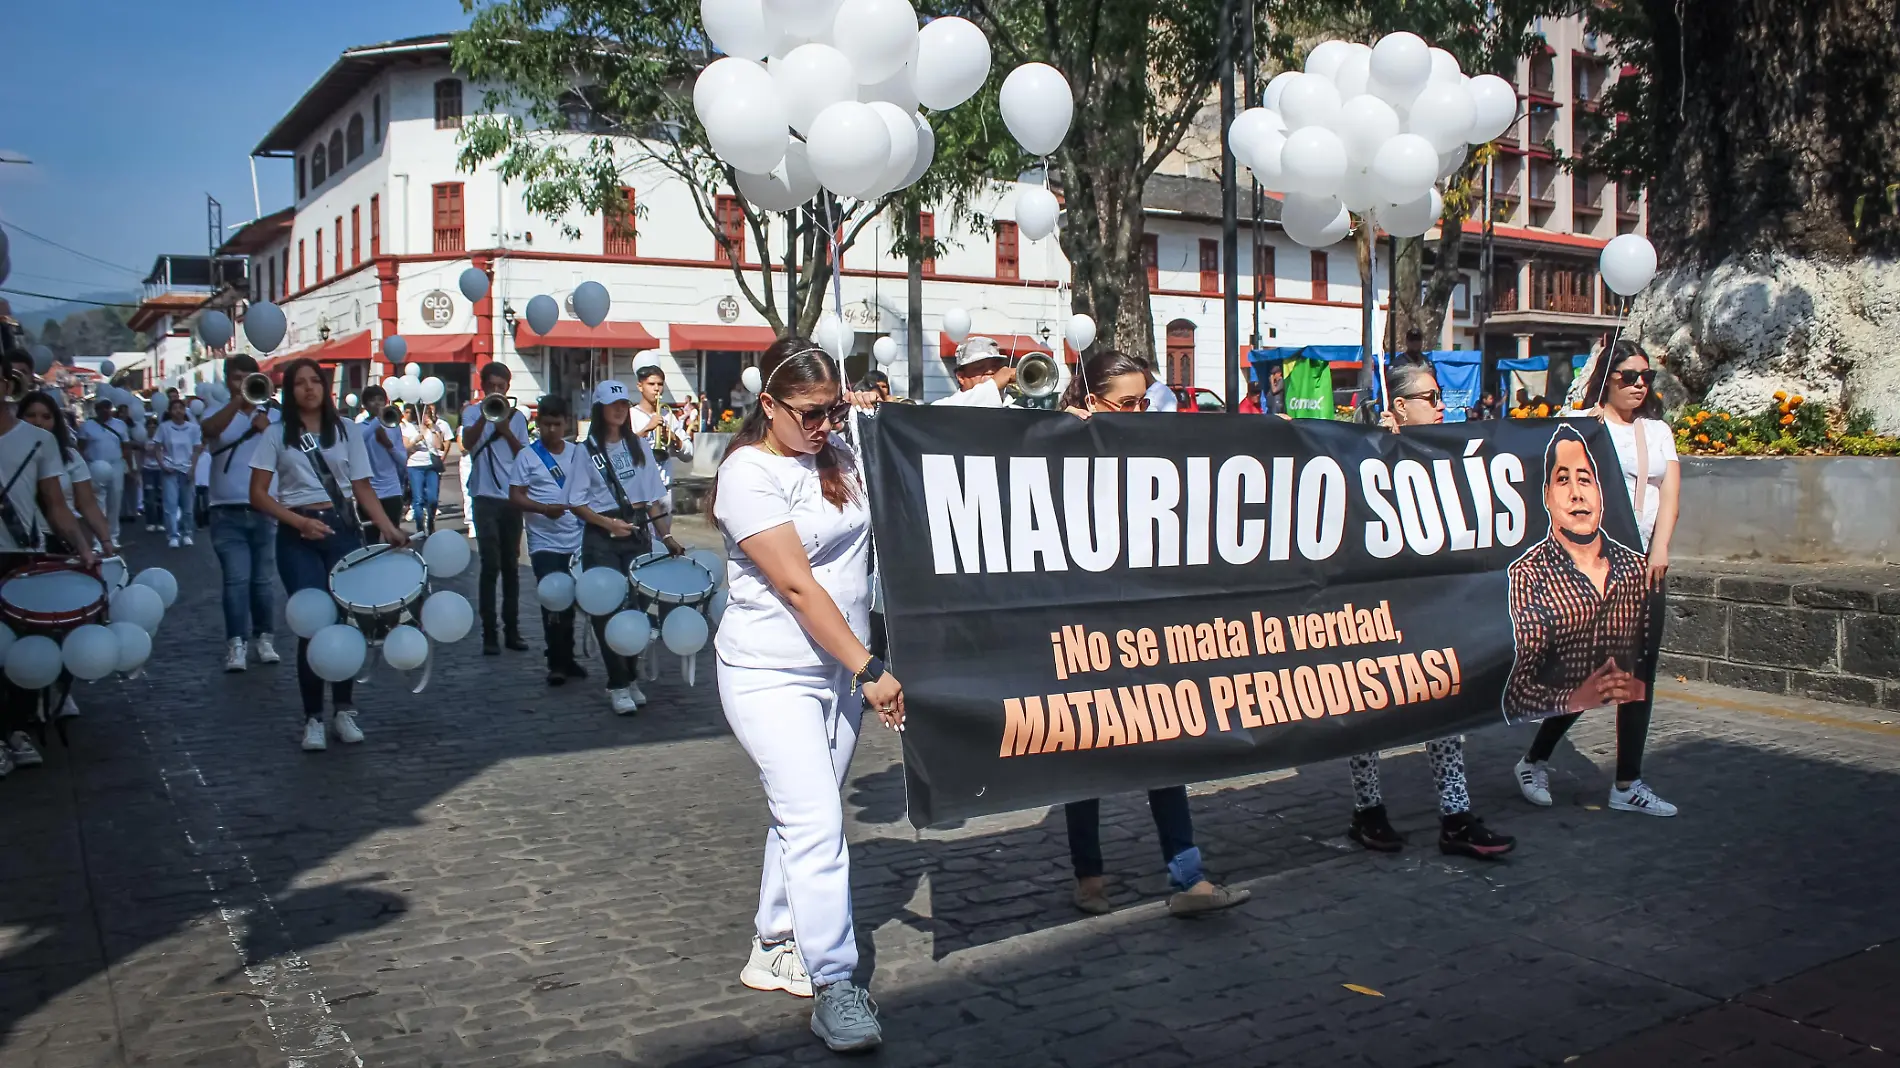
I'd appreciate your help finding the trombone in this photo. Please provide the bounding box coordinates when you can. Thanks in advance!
[241,372,278,408]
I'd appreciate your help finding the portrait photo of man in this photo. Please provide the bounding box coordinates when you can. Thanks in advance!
[1502,423,1652,724]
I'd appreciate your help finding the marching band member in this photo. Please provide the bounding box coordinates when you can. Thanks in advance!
[354,385,412,544]
[633,364,694,511]
[248,358,407,753]
[461,362,531,655]
[713,336,900,1053]
[1345,362,1516,859]
[1058,349,1250,917]
[402,402,450,535]
[200,354,283,672]
[18,393,116,556]
[932,337,1015,408]
[74,398,131,546]
[154,397,203,548]
[506,396,596,688]
[578,380,680,714]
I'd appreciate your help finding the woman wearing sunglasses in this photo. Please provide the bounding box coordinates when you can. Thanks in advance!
[710,335,900,1053]
[1345,362,1518,859]
[1514,340,1680,816]
[1054,350,1252,916]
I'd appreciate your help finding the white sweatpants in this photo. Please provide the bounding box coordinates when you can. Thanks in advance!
[717,656,863,987]
[95,460,125,545]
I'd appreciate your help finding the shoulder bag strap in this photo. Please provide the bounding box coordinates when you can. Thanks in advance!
[298,426,358,526]
[0,442,43,548]
[581,439,637,518]
[1630,419,1651,519]
[529,439,566,489]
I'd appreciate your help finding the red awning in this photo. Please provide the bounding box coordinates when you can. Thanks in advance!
[938,333,1077,361]
[398,332,481,362]
[670,324,778,352]
[515,320,660,350]
[258,329,374,376]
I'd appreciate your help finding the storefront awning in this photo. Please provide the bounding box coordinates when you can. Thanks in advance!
[515,320,660,350]
[670,324,778,352]
[258,329,373,377]
[399,333,480,363]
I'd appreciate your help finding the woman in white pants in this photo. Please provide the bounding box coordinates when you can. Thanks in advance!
[712,336,902,1054]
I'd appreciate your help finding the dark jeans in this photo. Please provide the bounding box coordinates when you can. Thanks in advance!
[1064,786,1204,891]
[141,469,162,527]
[276,513,362,720]
[365,494,404,544]
[408,468,440,532]
[472,495,522,639]
[1525,587,1666,782]
[580,517,651,688]
[529,550,578,668]
[208,505,276,641]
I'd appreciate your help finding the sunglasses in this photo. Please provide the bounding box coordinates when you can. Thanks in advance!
[1614,369,1658,387]
[1092,394,1151,413]
[1399,389,1443,406]
[771,397,851,431]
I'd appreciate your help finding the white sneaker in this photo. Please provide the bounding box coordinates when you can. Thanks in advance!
[146,524,160,533]
[329,708,365,745]
[7,731,43,767]
[224,638,248,672]
[301,718,327,751]
[254,634,281,665]
[1514,758,1552,807]
[608,687,638,715]
[1608,779,1677,817]
[181,535,194,546]
[167,537,179,549]
[740,938,813,998]
[626,680,647,706]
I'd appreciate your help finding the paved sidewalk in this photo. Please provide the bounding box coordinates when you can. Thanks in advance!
[2,525,1897,1068]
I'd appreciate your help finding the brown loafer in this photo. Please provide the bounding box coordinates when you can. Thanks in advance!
[1072,881,1113,915]
[1167,882,1251,917]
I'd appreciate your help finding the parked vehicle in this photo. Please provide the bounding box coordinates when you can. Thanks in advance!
[1171,386,1225,413]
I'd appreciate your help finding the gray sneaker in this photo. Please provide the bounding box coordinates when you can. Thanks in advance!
[810,980,882,1052]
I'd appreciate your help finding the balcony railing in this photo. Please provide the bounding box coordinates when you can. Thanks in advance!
[1530,268,1598,315]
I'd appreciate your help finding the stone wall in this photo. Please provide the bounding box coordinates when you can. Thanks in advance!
[1671,457,1900,564]
[1662,567,1900,710]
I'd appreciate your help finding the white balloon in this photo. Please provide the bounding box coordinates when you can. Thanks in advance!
[662,606,710,656]
[1304,40,1354,81]
[740,365,763,394]
[999,63,1073,156]
[459,267,491,302]
[1281,193,1352,248]
[381,624,429,671]
[1369,132,1439,205]
[1015,185,1059,241]
[1600,233,1659,296]
[1379,187,1443,238]
[1334,94,1401,166]
[61,624,120,682]
[736,139,821,211]
[308,624,367,683]
[1407,80,1479,153]
[1465,74,1519,143]
[1369,32,1432,100]
[694,56,769,127]
[0,624,15,663]
[896,112,935,189]
[942,307,971,343]
[403,360,422,378]
[110,584,165,636]
[420,376,446,404]
[703,84,791,173]
[285,587,337,638]
[1280,126,1348,196]
[1262,70,1300,112]
[703,0,778,59]
[858,57,920,113]
[109,621,150,673]
[1065,313,1096,353]
[770,43,857,137]
[420,529,470,579]
[814,313,855,360]
[133,566,178,607]
[537,572,576,612]
[604,610,653,657]
[1247,129,1287,187]
[1228,107,1285,171]
[1278,73,1342,133]
[872,335,899,366]
[708,587,730,625]
[764,0,840,36]
[189,398,206,417]
[911,16,991,112]
[864,100,920,197]
[1332,44,1373,98]
[420,590,474,643]
[1437,143,1469,180]
[830,0,917,86]
[6,635,62,690]
[576,567,630,617]
[1427,47,1462,85]
[805,100,891,197]
[1336,165,1379,212]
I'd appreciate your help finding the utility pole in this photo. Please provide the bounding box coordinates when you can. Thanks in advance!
[908,204,925,400]
[1243,0,1262,352]
[1219,0,1240,408]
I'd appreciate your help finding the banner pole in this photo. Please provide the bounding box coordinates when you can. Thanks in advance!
[1366,210,1389,413]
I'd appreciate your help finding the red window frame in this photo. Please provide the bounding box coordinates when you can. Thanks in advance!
[314,232,323,283]
[334,217,343,274]
[432,183,465,253]
[713,195,744,264]
[1199,239,1219,294]
[1310,251,1329,302]
[1255,244,1275,300]
[1142,234,1159,288]
[350,206,361,267]
[605,187,637,257]
[995,221,1019,279]
[369,195,380,257]
[919,211,936,275]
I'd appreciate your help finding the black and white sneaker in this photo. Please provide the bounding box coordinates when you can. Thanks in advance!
[1608,779,1677,817]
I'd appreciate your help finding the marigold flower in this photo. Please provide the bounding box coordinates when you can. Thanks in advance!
[1780,413,1794,425]
[1695,433,1710,443]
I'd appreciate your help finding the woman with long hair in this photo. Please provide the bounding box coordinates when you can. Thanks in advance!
[18,392,117,556]
[1342,364,1517,858]
[1058,349,1252,917]
[578,379,681,714]
[712,335,898,1052]
[402,401,449,533]
[1514,340,1680,816]
[248,359,408,753]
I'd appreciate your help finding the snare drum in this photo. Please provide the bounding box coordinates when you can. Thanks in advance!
[629,552,716,616]
[329,546,428,641]
[0,560,107,635]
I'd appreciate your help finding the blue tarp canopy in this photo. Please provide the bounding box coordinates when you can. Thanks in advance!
[1497,354,1590,398]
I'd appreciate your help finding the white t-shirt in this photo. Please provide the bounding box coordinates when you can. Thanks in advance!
[154,419,201,474]
[193,450,211,488]
[933,379,1005,409]
[353,413,409,498]
[77,418,129,465]
[508,439,597,556]
[250,420,372,510]
[1603,416,1678,549]
[460,404,531,500]
[204,401,280,507]
[636,407,694,488]
[712,440,871,669]
[0,421,62,551]
[1145,379,1180,412]
[58,451,91,517]
[404,418,451,468]
[576,435,668,514]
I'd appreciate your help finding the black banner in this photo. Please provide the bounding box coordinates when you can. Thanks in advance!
[862,405,1655,828]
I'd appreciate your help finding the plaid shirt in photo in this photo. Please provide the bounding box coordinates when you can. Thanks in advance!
[1503,534,1651,721]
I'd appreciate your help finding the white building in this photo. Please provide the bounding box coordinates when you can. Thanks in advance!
[192,34,1384,415]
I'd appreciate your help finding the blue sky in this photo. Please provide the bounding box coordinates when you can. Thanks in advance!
[0,0,469,314]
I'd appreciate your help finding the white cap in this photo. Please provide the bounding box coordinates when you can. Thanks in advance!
[593,379,631,405]
[955,337,1004,369]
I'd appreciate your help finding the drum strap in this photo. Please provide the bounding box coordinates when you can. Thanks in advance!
[298,428,360,529]
[530,439,567,489]
[213,425,264,473]
[582,439,636,517]
[0,442,43,549]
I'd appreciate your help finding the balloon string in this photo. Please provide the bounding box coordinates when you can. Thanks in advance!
[412,645,434,694]
[825,196,845,326]
[1367,211,1389,413]
[1591,294,1632,410]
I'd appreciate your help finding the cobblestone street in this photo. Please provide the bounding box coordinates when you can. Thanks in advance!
[3,519,1898,1068]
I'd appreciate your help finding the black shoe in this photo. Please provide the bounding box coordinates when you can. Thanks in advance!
[1348,805,1405,853]
[482,635,500,656]
[1439,812,1515,860]
[505,633,530,652]
[546,667,567,687]
[561,661,588,680]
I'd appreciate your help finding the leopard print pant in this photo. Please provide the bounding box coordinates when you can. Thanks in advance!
[1349,736,1471,816]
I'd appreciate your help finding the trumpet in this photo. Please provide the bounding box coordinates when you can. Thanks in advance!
[481,393,516,423]
[1014,352,1061,399]
[242,372,276,407]
[1,366,30,404]
[379,404,403,428]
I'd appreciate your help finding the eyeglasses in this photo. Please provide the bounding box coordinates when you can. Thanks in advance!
[1092,394,1151,413]
[1613,369,1658,387]
[1399,389,1443,406]
[771,398,851,430]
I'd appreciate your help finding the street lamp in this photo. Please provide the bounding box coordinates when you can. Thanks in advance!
[501,302,518,333]
[318,323,331,342]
